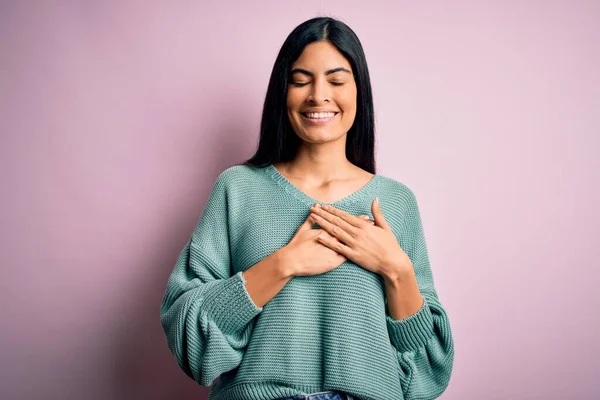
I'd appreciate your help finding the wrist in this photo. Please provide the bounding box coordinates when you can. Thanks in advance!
[380,261,414,284]
[274,246,298,279]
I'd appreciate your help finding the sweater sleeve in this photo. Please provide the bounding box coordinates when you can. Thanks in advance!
[160,172,263,386]
[385,188,454,400]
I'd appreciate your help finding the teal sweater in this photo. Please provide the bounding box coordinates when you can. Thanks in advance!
[160,164,454,400]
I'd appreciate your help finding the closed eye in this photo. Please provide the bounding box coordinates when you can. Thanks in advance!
[291,82,345,87]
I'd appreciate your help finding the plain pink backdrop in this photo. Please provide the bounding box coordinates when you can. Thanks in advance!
[1,1,598,399]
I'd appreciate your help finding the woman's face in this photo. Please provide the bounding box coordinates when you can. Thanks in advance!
[286,41,357,144]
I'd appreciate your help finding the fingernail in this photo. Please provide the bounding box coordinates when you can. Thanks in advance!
[375,197,380,205]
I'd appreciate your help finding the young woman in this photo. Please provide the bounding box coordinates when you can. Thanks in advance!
[161,16,454,400]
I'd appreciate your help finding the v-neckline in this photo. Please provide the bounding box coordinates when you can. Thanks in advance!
[264,163,380,208]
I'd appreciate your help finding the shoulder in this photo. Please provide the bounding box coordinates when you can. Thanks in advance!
[213,163,265,188]
[373,173,424,234]
[207,164,269,206]
[202,164,265,213]
[376,173,419,207]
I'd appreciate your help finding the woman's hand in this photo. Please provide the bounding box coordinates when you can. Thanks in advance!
[309,198,413,277]
[283,212,348,277]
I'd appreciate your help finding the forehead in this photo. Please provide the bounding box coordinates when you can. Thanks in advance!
[291,41,352,71]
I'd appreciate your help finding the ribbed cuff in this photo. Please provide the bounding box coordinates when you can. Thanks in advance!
[202,271,263,334]
[386,296,435,353]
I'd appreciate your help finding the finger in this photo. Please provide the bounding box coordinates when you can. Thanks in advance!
[310,210,356,245]
[316,230,353,257]
[299,210,316,231]
[311,204,363,232]
[360,215,375,225]
[371,197,390,230]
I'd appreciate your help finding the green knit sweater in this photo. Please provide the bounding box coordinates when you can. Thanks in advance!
[160,164,454,400]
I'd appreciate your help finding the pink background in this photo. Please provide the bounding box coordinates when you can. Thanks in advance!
[1,1,599,399]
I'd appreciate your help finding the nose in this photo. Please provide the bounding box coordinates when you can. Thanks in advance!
[307,78,331,104]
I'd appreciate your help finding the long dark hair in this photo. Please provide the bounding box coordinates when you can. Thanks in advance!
[239,16,376,174]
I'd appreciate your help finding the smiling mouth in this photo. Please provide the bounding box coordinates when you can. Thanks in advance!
[301,112,339,118]
[300,112,339,125]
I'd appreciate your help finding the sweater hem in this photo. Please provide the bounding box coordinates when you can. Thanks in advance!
[209,381,366,400]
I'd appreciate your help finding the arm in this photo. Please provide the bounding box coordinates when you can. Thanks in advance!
[383,188,455,400]
[160,172,265,386]
[242,246,296,308]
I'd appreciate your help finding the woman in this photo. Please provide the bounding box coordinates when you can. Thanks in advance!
[160,16,454,400]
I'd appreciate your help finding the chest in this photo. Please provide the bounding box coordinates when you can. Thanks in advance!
[228,202,374,274]
[285,176,373,204]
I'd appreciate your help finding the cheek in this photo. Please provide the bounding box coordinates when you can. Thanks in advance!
[341,101,357,120]
[340,88,357,114]
[286,90,303,109]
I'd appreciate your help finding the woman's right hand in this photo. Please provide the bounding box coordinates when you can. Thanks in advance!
[283,212,374,277]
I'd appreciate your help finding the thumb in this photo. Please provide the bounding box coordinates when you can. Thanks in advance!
[371,197,390,230]
[297,211,316,232]
[291,212,315,240]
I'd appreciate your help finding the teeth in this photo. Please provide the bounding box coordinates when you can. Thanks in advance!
[305,112,336,119]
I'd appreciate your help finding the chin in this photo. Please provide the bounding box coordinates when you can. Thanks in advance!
[301,129,346,143]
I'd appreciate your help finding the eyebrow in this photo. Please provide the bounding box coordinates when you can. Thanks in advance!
[289,67,352,77]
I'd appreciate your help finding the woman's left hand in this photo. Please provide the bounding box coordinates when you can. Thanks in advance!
[309,198,413,277]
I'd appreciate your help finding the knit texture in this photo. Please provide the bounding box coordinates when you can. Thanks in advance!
[160,164,454,400]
